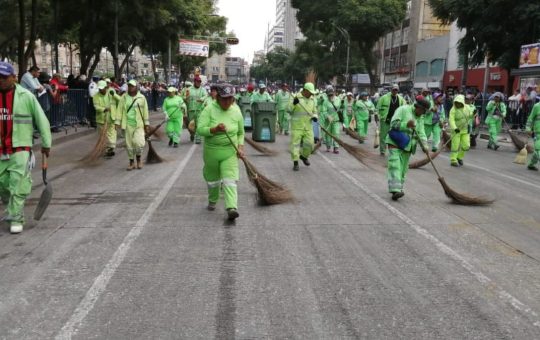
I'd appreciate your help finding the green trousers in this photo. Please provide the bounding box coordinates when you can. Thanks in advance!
[166,118,182,144]
[528,138,540,168]
[323,121,340,148]
[450,132,470,164]
[487,118,502,147]
[379,121,390,154]
[188,109,202,143]
[97,122,117,150]
[355,117,369,139]
[278,110,289,133]
[203,146,239,209]
[343,113,353,130]
[387,148,411,193]
[125,125,145,159]
[425,123,442,151]
[0,152,32,224]
[290,127,314,161]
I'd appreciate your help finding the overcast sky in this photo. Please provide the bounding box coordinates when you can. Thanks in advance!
[216,0,276,63]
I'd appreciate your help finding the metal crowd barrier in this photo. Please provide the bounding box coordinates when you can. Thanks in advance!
[43,89,92,129]
[143,91,167,111]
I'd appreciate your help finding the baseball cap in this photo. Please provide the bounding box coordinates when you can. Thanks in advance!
[392,84,399,91]
[303,82,317,95]
[414,95,431,111]
[217,83,235,98]
[360,92,368,97]
[97,80,107,90]
[184,81,192,87]
[258,83,266,89]
[347,92,353,96]
[0,62,15,76]
[167,86,177,92]
[128,79,137,86]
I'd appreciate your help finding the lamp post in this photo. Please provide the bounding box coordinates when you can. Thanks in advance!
[333,24,350,87]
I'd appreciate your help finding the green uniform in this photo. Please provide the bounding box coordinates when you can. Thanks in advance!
[385,105,427,193]
[526,102,540,169]
[197,101,245,210]
[289,93,318,161]
[342,97,355,130]
[250,91,273,104]
[426,101,446,152]
[163,95,186,144]
[116,92,149,160]
[0,85,52,225]
[183,86,207,143]
[353,98,375,140]
[485,100,507,149]
[448,95,473,165]
[320,95,342,150]
[377,92,406,155]
[93,91,118,150]
[275,89,291,134]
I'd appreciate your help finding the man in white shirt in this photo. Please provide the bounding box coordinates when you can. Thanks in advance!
[89,76,99,98]
[20,65,43,95]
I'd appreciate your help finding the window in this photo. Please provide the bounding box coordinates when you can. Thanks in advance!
[430,59,445,76]
[416,61,428,77]
[385,33,392,49]
[393,30,401,48]
[402,27,409,45]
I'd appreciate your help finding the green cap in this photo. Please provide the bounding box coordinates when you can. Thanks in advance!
[303,82,316,95]
[185,81,192,87]
[97,80,107,90]
[128,79,137,87]
[167,86,177,93]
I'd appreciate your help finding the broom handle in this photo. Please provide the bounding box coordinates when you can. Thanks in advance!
[414,129,444,179]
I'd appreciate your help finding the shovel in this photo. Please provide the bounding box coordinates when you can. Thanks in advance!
[34,154,52,220]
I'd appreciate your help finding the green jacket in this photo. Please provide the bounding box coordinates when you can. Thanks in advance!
[288,93,318,131]
[319,95,341,124]
[163,95,186,120]
[197,101,245,148]
[275,90,291,111]
[449,95,472,132]
[342,98,355,117]
[485,100,507,123]
[116,92,149,129]
[423,95,436,125]
[526,102,540,134]
[184,86,207,113]
[250,91,273,104]
[353,99,375,120]
[93,91,117,124]
[385,105,427,154]
[376,92,406,121]
[8,84,51,148]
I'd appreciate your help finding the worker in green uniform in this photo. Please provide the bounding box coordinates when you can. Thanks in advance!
[250,83,273,104]
[526,101,540,171]
[377,84,406,155]
[353,92,375,142]
[465,94,479,148]
[427,92,446,151]
[162,86,186,148]
[0,61,51,234]
[93,80,118,157]
[386,96,430,201]
[342,92,355,131]
[448,94,473,167]
[197,84,245,221]
[275,83,291,135]
[289,82,318,171]
[320,87,342,153]
[485,92,507,150]
[115,79,149,170]
[183,76,207,144]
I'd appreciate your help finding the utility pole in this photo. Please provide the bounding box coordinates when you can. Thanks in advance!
[114,0,119,79]
[481,53,490,120]
[167,38,171,84]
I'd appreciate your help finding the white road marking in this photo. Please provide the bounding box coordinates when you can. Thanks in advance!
[319,153,540,328]
[56,144,197,340]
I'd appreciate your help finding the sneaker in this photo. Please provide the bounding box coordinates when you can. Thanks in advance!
[207,202,216,211]
[326,147,331,152]
[293,161,299,171]
[299,155,310,166]
[528,165,539,171]
[333,148,339,154]
[487,144,493,150]
[457,159,463,166]
[169,139,173,146]
[391,192,404,201]
[432,148,438,152]
[173,143,178,148]
[10,222,23,234]
[494,144,500,151]
[227,208,239,221]
[284,131,289,136]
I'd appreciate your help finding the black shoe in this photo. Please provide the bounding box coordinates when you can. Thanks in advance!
[173,143,178,148]
[227,208,239,221]
[169,139,173,146]
[528,165,539,171]
[494,144,500,151]
[487,144,493,150]
[299,155,310,166]
[293,161,299,171]
[391,192,404,201]
[190,134,194,142]
[457,159,463,166]
[284,131,289,135]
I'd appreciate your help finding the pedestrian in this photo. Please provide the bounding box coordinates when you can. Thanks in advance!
[376,84,406,155]
[342,92,354,131]
[275,83,291,135]
[386,96,430,201]
[289,82,318,171]
[0,62,51,234]
[115,79,149,170]
[250,83,273,104]
[93,80,118,157]
[353,92,375,142]
[427,92,446,151]
[466,94,480,147]
[183,76,207,144]
[163,87,186,148]
[37,72,56,120]
[320,86,342,153]
[151,81,159,111]
[485,92,507,150]
[448,95,473,167]
[196,84,244,220]
[20,65,43,96]
[526,101,540,171]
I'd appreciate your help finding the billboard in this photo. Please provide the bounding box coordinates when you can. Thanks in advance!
[179,40,209,57]
[519,43,540,68]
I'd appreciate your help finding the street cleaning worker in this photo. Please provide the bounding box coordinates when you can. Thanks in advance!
[162,86,186,148]
[342,92,355,130]
[353,92,375,143]
[0,61,51,234]
[377,84,406,155]
[448,94,473,167]
[250,83,273,104]
[320,86,342,153]
[465,94,479,148]
[93,80,117,157]
[485,92,507,150]
[275,83,291,135]
[426,92,446,151]
[386,96,430,201]
[115,79,149,170]
[526,101,540,171]
[196,84,245,221]
[289,82,318,171]
[183,76,207,144]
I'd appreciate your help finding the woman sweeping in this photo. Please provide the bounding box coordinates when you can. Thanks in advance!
[162,87,186,148]
[197,84,245,221]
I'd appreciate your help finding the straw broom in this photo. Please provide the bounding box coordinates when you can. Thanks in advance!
[145,119,167,164]
[79,120,110,165]
[225,133,294,205]
[441,129,452,151]
[409,134,453,169]
[373,116,380,149]
[319,124,374,167]
[244,137,278,156]
[415,130,494,206]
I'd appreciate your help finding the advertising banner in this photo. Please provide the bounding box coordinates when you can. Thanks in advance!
[519,43,540,68]
[179,40,209,57]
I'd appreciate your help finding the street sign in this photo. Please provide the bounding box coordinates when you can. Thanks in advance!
[225,37,239,45]
[179,40,209,57]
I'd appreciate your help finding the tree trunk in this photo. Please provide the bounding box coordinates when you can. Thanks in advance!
[23,0,37,66]
[88,50,101,78]
[118,44,136,77]
[460,51,468,93]
[17,0,26,79]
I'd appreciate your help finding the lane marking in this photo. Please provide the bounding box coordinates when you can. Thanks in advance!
[319,153,540,328]
[56,144,197,339]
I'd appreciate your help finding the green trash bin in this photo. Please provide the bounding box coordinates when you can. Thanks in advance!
[238,96,253,131]
[251,102,277,142]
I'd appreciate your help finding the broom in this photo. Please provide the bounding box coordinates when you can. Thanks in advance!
[409,134,453,169]
[319,124,374,167]
[345,127,364,142]
[504,121,534,154]
[79,120,110,165]
[441,129,452,151]
[312,139,322,154]
[145,119,167,164]
[373,116,380,149]
[414,130,494,206]
[225,133,294,205]
[244,137,278,156]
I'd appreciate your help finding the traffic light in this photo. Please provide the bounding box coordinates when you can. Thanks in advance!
[225,37,239,45]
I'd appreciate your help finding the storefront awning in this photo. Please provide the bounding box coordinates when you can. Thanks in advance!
[511,66,540,77]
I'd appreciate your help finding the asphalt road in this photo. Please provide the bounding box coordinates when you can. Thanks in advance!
[0,114,539,339]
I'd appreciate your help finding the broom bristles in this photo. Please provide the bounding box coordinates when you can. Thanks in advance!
[242,157,294,205]
[80,123,109,165]
[320,125,376,166]
[305,70,317,84]
[245,137,278,156]
[409,150,442,169]
[373,129,380,149]
[438,177,494,206]
[441,130,451,151]
[508,130,534,153]
[146,140,165,163]
[312,139,322,154]
[345,128,364,141]
[513,147,528,164]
